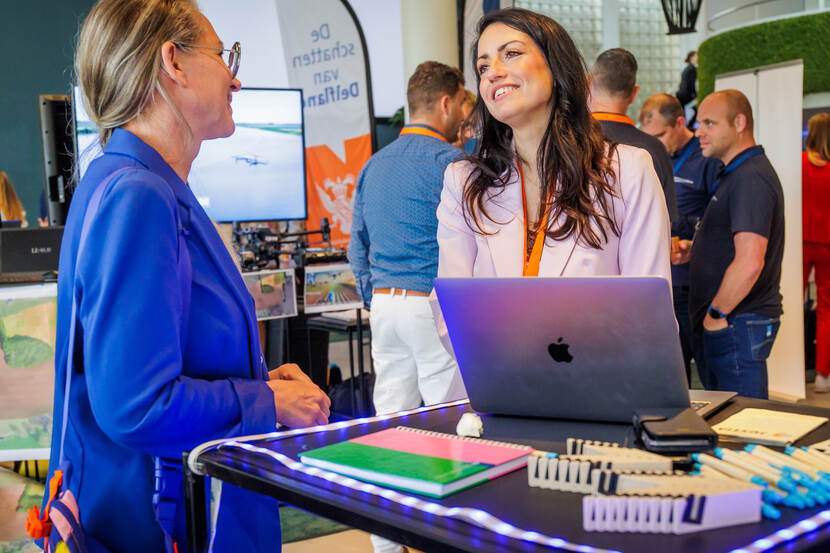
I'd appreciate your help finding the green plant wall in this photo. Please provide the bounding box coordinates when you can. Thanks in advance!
[698,11,830,100]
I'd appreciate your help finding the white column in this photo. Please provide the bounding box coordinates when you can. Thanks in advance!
[601,0,619,52]
[400,0,459,121]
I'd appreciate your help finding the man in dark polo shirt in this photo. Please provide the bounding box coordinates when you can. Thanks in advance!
[673,89,785,399]
[640,93,722,383]
[589,48,678,224]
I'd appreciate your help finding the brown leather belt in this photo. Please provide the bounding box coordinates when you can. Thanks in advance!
[374,288,430,297]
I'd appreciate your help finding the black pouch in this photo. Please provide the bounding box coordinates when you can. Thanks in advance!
[633,407,717,453]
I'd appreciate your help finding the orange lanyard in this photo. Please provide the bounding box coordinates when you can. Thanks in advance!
[399,125,447,142]
[518,164,550,277]
[592,112,635,126]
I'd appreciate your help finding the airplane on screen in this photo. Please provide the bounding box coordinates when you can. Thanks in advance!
[233,155,267,166]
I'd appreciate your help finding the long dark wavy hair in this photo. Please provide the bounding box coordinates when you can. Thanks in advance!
[463,8,619,249]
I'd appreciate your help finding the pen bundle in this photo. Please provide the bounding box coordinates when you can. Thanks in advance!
[691,443,830,520]
[530,437,768,534]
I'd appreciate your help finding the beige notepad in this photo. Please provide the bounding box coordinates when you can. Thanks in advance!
[712,408,827,446]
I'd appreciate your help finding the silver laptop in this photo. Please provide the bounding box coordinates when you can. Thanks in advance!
[434,276,731,423]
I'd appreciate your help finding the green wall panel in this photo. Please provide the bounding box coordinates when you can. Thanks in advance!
[0,1,95,226]
[698,12,830,101]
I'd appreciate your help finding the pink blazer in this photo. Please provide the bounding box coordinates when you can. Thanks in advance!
[436,144,671,281]
[431,145,672,354]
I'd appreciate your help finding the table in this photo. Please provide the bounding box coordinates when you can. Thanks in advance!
[185,397,830,553]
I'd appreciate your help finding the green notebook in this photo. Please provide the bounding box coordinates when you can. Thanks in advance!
[299,426,532,498]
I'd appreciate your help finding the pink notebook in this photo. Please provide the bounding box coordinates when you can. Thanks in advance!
[351,426,533,465]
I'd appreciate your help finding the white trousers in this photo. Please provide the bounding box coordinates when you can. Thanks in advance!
[369,292,467,553]
[369,292,467,416]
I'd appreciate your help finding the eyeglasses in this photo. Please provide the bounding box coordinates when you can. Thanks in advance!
[179,41,241,78]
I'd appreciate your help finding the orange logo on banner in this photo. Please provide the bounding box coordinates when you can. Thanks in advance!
[305,133,372,247]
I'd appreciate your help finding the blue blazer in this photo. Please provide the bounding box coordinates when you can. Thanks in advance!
[44,129,280,552]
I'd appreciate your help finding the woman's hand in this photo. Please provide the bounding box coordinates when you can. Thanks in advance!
[267,364,330,428]
[269,363,313,384]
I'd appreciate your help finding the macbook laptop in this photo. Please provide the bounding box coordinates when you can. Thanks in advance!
[433,276,733,423]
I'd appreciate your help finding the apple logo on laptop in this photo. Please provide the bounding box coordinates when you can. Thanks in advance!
[548,337,573,363]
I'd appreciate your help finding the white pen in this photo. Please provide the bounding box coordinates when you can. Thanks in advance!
[746,444,820,478]
[807,445,830,459]
[788,447,830,472]
[692,453,765,485]
[714,449,790,489]
[697,463,731,479]
[695,460,787,507]
[733,450,785,482]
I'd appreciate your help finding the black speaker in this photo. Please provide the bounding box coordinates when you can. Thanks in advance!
[38,94,75,226]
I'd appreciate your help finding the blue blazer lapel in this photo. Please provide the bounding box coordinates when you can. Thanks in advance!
[103,129,264,377]
[175,191,265,378]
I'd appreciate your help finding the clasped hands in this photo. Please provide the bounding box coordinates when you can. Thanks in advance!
[267,363,331,428]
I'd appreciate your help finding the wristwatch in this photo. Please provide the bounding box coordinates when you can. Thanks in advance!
[707,305,728,319]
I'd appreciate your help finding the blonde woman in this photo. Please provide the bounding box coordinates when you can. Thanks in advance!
[804,113,830,392]
[0,171,27,227]
[42,1,329,551]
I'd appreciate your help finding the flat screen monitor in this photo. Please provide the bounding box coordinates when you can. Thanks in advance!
[73,87,307,222]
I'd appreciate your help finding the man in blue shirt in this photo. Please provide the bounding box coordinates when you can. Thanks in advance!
[348,61,467,411]
[640,93,722,383]
[349,60,469,553]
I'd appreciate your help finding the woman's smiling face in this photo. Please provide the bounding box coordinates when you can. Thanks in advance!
[476,22,554,133]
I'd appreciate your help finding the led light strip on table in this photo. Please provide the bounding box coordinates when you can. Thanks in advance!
[188,403,830,552]
[221,439,624,553]
[728,509,830,553]
[187,399,470,473]
[189,399,623,553]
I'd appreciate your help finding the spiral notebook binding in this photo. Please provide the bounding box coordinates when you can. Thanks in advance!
[396,426,531,450]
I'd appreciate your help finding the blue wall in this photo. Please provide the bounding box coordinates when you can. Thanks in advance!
[1,1,95,226]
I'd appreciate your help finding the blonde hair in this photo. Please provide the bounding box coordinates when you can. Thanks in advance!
[807,113,830,162]
[0,172,26,222]
[75,0,202,147]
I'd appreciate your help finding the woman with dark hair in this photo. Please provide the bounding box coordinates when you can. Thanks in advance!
[436,8,670,284]
[676,50,698,107]
[676,50,698,125]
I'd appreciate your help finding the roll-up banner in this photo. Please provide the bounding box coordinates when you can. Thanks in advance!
[276,0,376,247]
